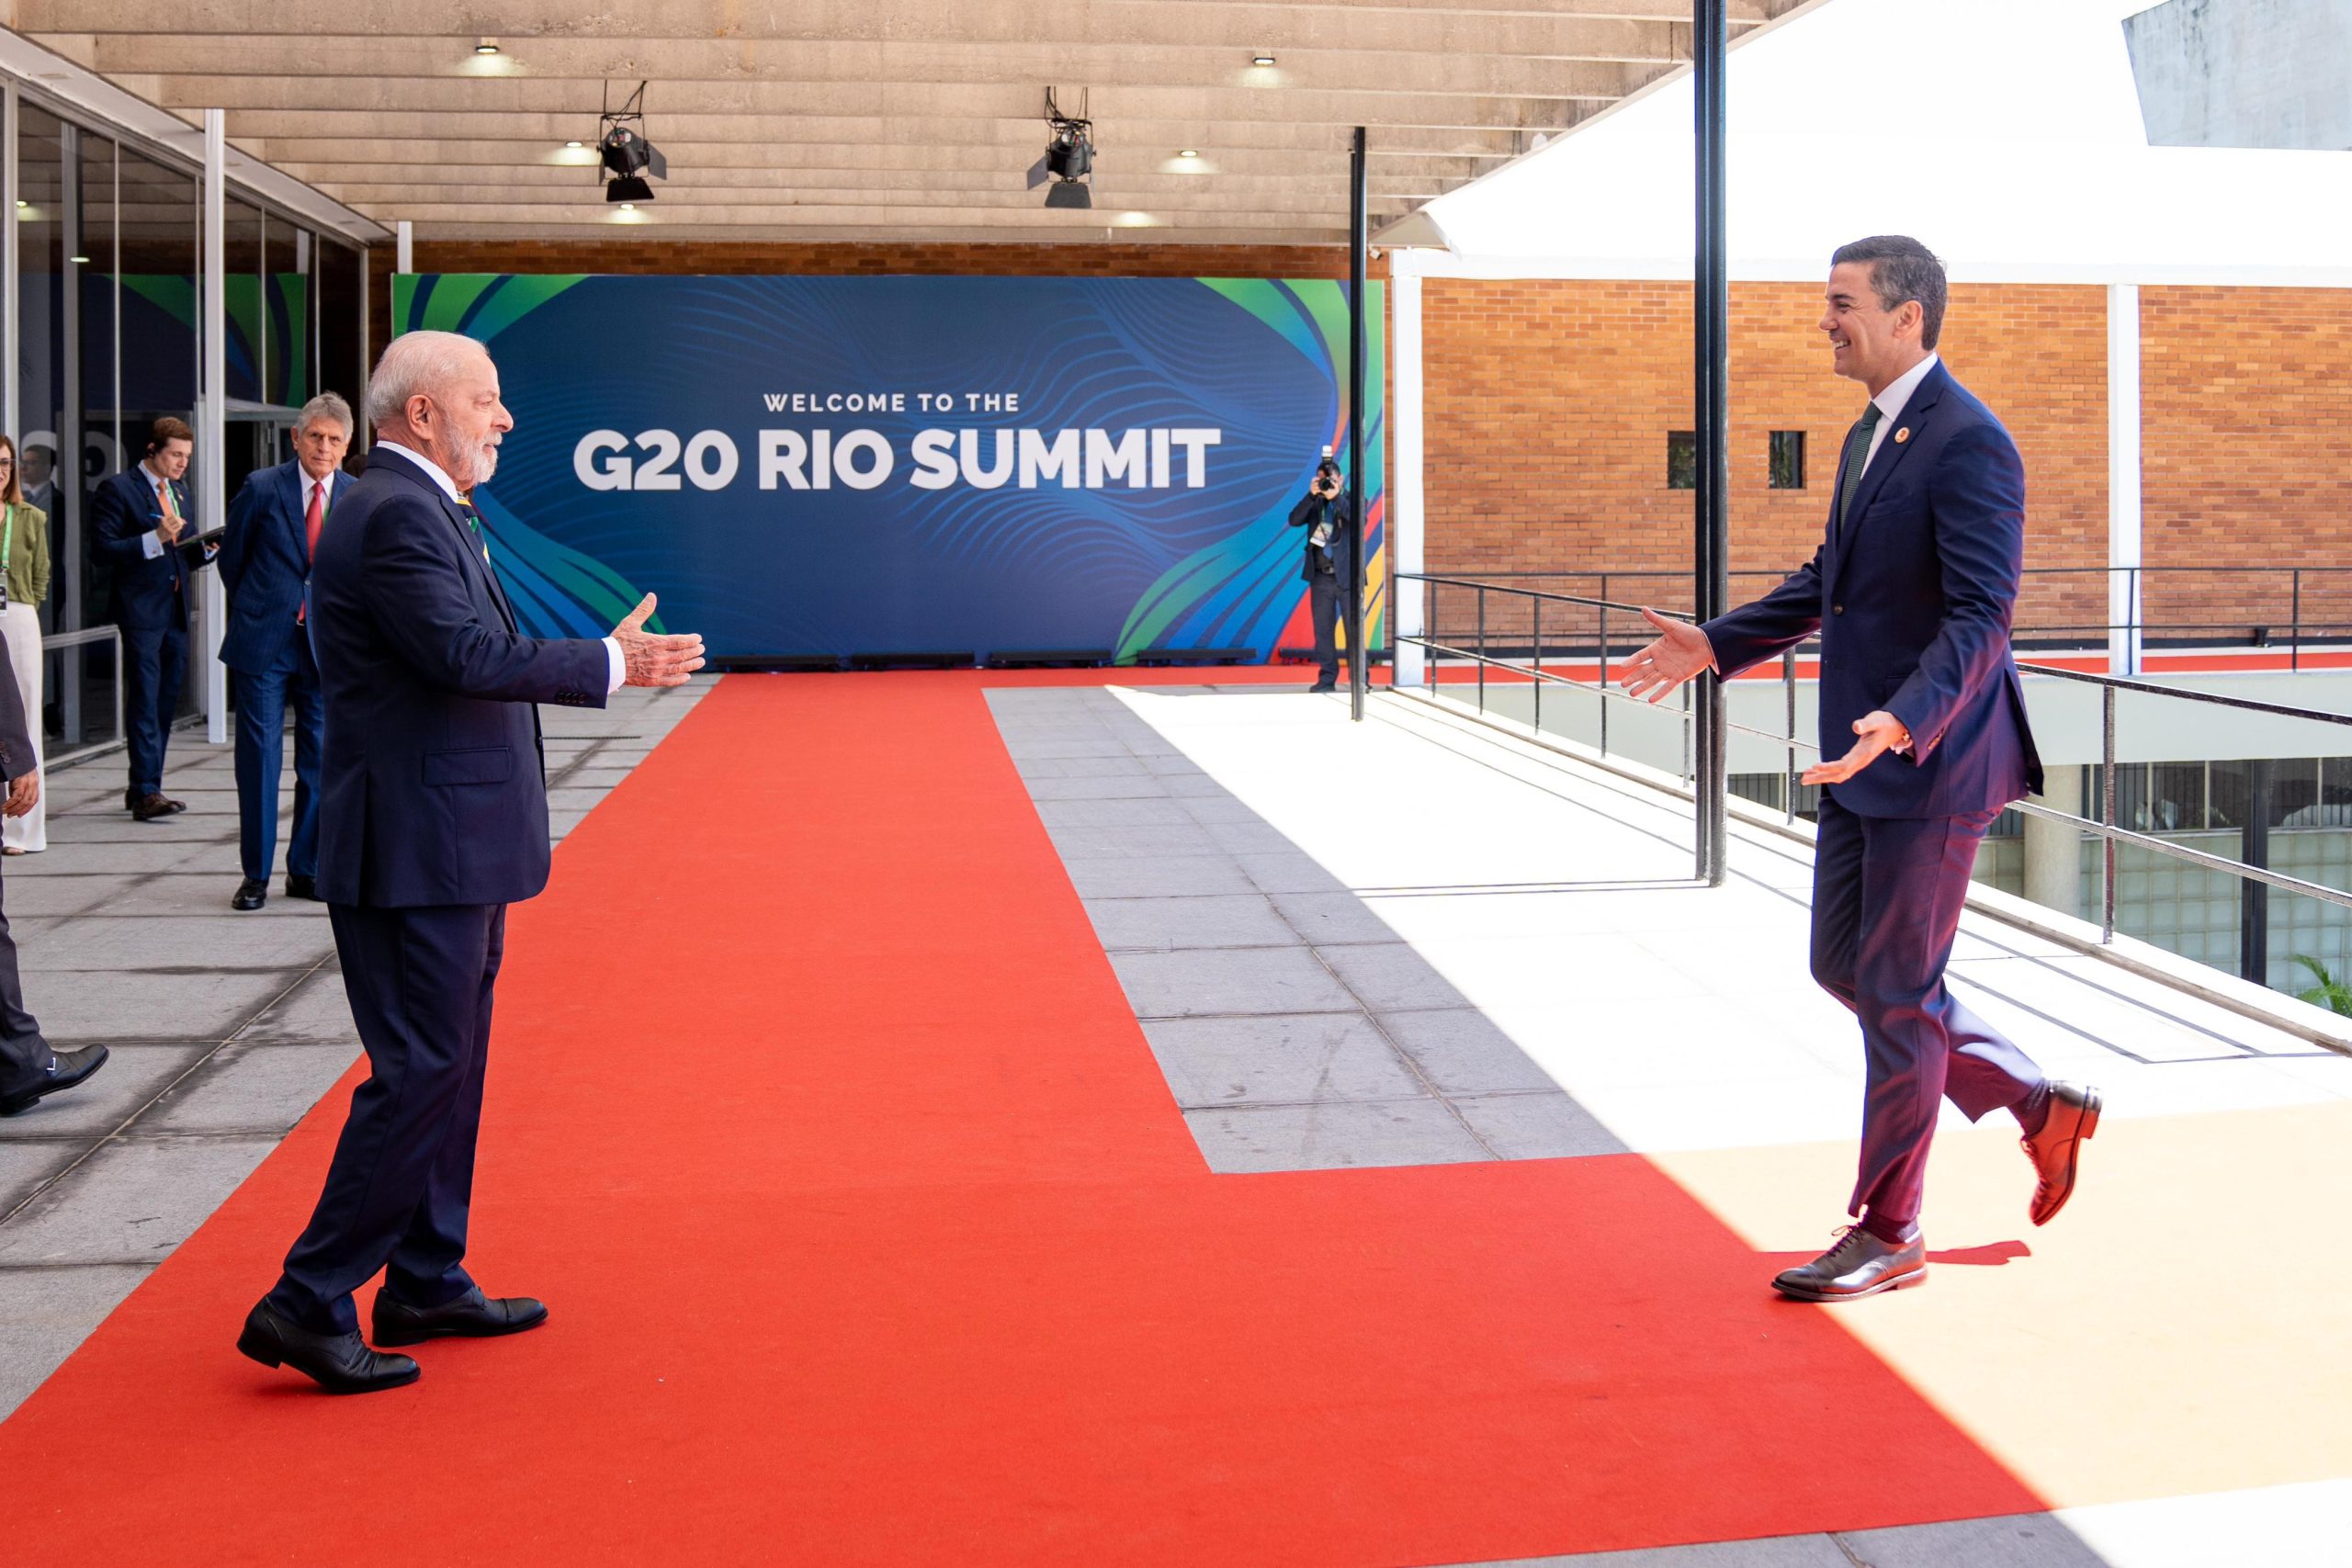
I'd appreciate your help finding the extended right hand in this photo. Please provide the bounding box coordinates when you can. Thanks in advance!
[5,771,38,818]
[155,515,186,546]
[611,593,707,688]
[1614,607,1715,704]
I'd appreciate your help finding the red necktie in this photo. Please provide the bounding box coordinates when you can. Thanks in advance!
[299,479,325,623]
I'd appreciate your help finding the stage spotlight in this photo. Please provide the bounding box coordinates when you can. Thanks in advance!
[1025,88,1095,209]
[596,82,669,203]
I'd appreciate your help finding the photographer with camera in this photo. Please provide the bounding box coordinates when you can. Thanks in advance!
[1287,448,1354,694]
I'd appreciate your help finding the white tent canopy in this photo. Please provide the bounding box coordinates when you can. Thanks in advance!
[1398,0,2352,287]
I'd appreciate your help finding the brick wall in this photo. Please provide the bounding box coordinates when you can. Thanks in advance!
[1419,278,2111,646]
[1415,276,2352,649]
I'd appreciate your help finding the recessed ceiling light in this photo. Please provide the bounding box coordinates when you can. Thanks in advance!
[1252,54,1275,66]
[1179,149,1198,158]
[69,254,89,264]
[564,140,584,149]
[618,202,636,211]
[36,72,67,82]
[474,38,501,55]
[12,200,25,209]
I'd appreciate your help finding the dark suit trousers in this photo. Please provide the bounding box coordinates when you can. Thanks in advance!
[0,871,51,1093]
[1811,794,2045,1229]
[233,632,324,883]
[266,902,504,1334]
[122,621,187,797]
[1309,565,1341,683]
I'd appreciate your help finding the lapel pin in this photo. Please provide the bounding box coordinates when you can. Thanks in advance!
[1894,427,1911,444]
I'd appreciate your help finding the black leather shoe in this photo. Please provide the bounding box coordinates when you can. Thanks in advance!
[1771,1224,1927,1302]
[231,878,268,912]
[1307,681,1339,694]
[0,1045,108,1117]
[284,873,320,901]
[237,1302,419,1393]
[373,1285,549,1347]
[2024,1080,2101,1226]
[123,785,141,810]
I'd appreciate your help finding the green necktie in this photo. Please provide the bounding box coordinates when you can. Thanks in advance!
[1835,402,1883,540]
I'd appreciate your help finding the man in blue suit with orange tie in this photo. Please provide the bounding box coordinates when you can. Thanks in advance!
[219,393,356,912]
[93,415,213,820]
[236,331,705,1393]
[1620,236,2100,1302]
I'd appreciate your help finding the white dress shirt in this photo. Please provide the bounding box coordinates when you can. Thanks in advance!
[374,441,625,694]
[136,459,183,560]
[1860,352,1939,475]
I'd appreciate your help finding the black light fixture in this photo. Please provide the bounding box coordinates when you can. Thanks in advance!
[597,81,668,204]
[1025,88,1095,209]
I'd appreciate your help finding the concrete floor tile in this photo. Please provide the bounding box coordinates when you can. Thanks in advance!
[1034,795,1199,829]
[1842,1515,2113,1568]
[1317,942,1469,1011]
[1015,753,1150,780]
[1045,822,1227,861]
[1380,1009,1561,1094]
[0,1262,154,1423]
[0,1139,81,1212]
[24,967,299,1043]
[1002,735,1133,760]
[19,914,335,971]
[1268,890,1403,945]
[1022,773,1173,802]
[1448,1091,1626,1159]
[1083,893,1297,953]
[1204,818,1306,855]
[0,1135,278,1265]
[0,874,128,918]
[0,1043,205,1141]
[1062,855,1256,899]
[1142,1014,1426,1106]
[2,839,217,875]
[1237,851,1351,895]
[74,872,311,917]
[1174,793,1269,825]
[234,967,357,1044]
[141,1042,360,1135]
[1112,945,1359,1019]
[1184,1099,1488,1172]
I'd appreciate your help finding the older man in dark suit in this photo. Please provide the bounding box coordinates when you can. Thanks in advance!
[0,622,107,1117]
[219,393,358,911]
[1620,236,2099,1303]
[237,330,704,1393]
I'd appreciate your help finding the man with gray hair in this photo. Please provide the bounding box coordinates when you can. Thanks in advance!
[220,392,356,911]
[238,332,702,1393]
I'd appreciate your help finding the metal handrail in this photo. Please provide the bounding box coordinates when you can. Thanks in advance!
[41,625,125,762]
[1424,564,2352,668]
[1396,571,2352,962]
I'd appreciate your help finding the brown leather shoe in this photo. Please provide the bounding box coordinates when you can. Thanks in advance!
[2024,1081,2101,1226]
[130,793,178,821]
[1771,1224,1927,1302]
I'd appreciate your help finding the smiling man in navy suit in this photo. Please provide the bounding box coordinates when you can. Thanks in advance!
[219,393,356,912]
[1620,236,2100,1302]
[237,331,705,1393]
[93,415,211,820]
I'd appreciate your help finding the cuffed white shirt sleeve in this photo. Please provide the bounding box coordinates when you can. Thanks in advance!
[141,531,164,559]
[604,637,626,694]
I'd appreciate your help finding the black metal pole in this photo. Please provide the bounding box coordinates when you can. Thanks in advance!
[2242,758,2272,985]
[1693,2,1730,883]
[1347,124,1370,721]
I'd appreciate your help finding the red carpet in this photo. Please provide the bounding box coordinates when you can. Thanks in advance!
[0,673,2043,1564]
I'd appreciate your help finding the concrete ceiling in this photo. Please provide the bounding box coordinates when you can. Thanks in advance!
[10,0,1811,245]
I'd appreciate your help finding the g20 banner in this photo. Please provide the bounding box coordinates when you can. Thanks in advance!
[390,274,1385,661]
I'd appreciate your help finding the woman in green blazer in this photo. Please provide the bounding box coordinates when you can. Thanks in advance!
[0,435,51,852]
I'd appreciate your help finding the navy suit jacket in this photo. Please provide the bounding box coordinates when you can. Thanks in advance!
[219,459,356,675]
[93,468,198,629]
[1702,361,2042,819]
[1288,485,1357,584]
[310,447,610,908]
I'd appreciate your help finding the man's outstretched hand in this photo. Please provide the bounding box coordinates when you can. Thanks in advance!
[1615,608,1715,704]
[1803,710,1911,786]
[612,593,707,688]
[4,771,37,818]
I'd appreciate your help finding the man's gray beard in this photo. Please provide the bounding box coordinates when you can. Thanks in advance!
[457,439,500,488]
